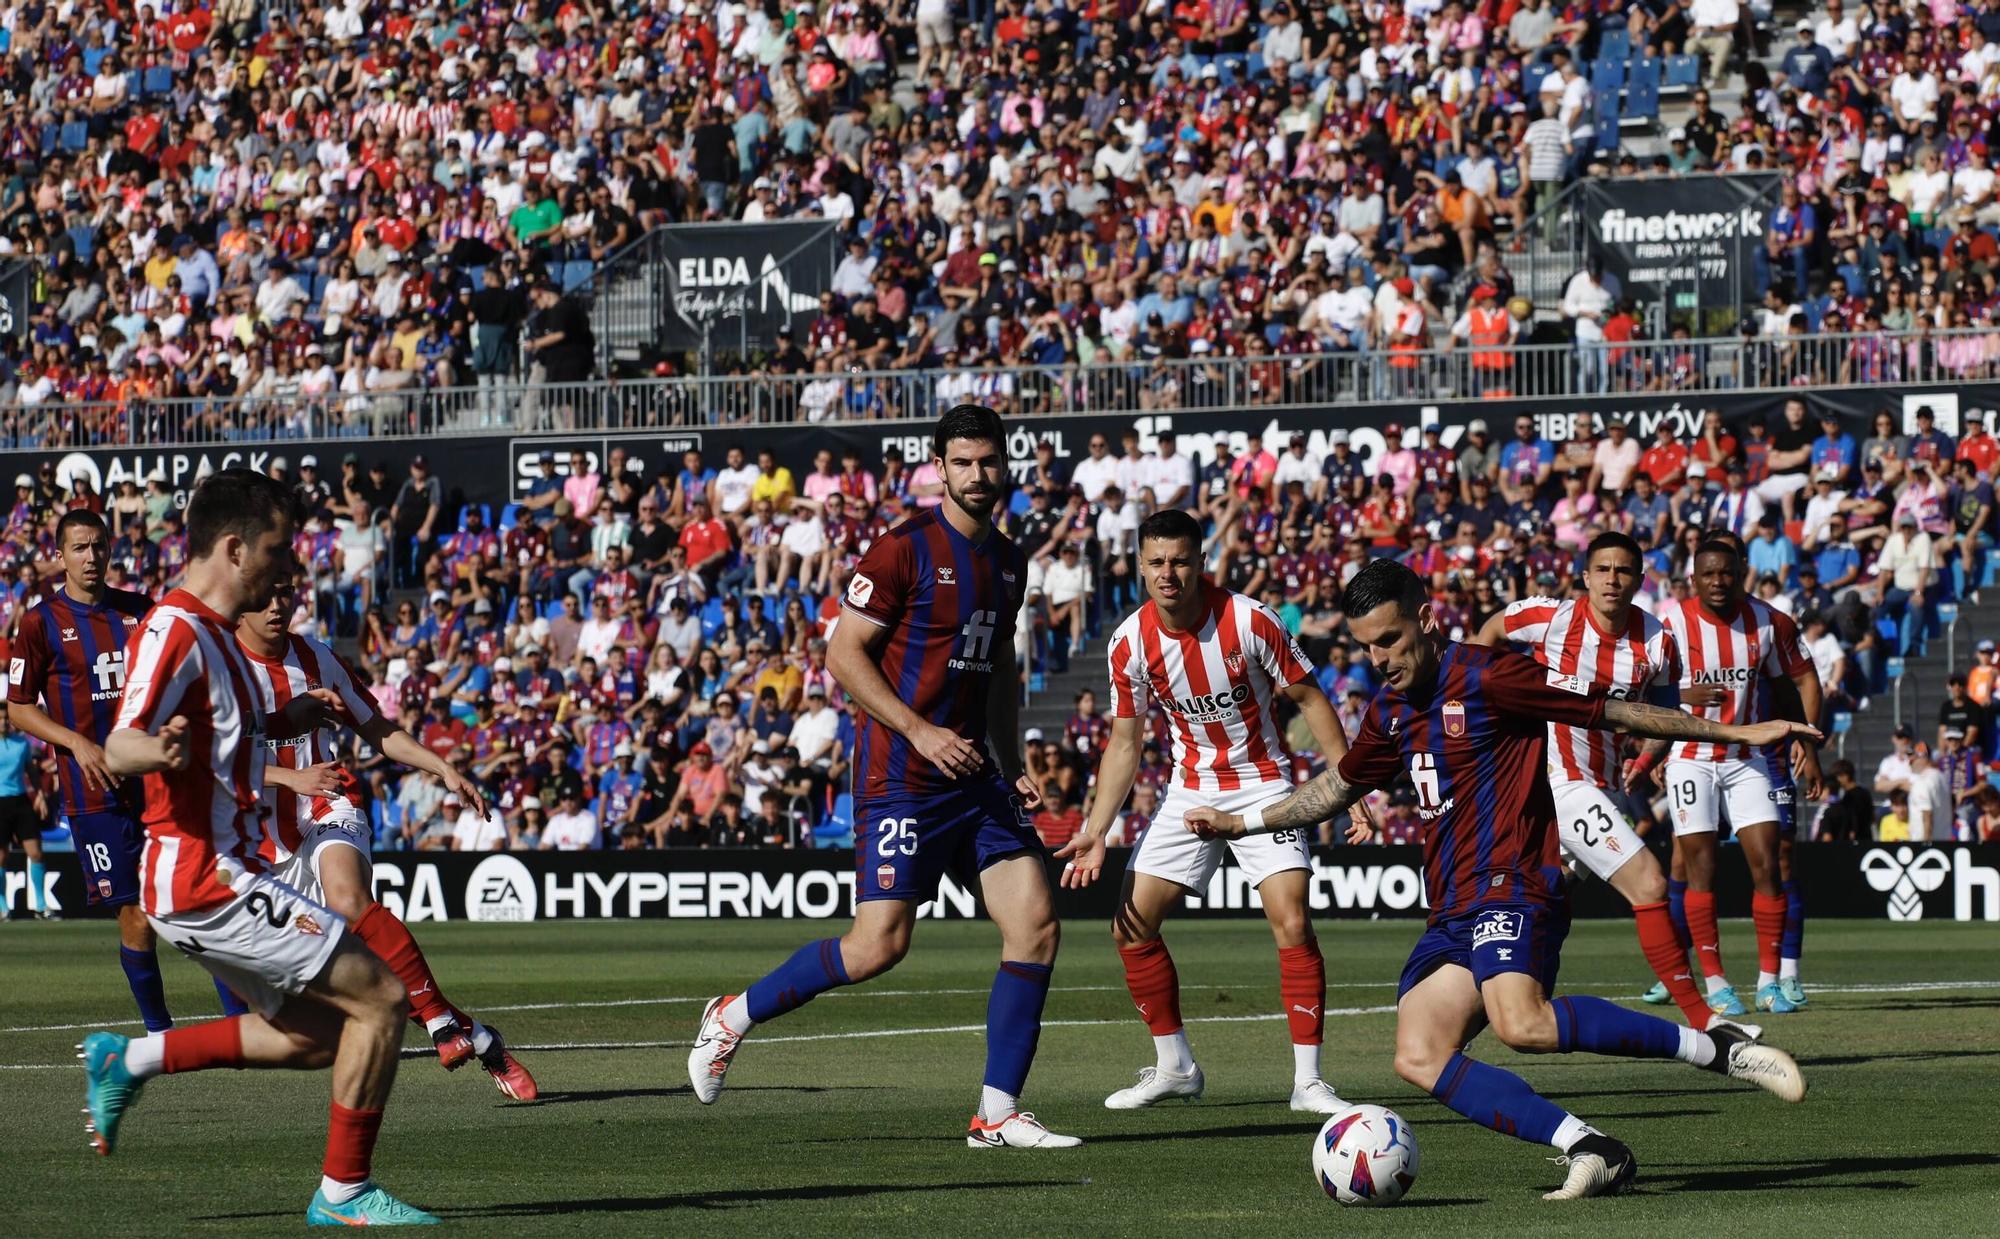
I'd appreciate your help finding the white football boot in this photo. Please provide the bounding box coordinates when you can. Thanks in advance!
[1103,1064,1205,1109]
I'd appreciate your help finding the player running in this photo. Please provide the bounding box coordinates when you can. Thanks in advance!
[1055,508,1367,1114]
[8,510,244,1025]
[687,405,1078,1149]
[1647,539,1823,1016]
[1471,531,1720,1033]
[78,469,437,1226]
[237,579,537,1100]
[1188,560,1811,1201]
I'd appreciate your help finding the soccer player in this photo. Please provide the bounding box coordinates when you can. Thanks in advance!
[1054,508,1367,1113]
[237,579,537,1099]
[1470,531,1718,1033]
[7,510,238,1026]
[78,469,436,1225]
[687,405,1079,1149]
[1649,538,1823,1016]
[1187,560,1811,1200]
[0,709,51,920]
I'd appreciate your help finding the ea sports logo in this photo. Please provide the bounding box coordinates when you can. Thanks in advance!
[465,854,538,923]
[1860,846,1951,921]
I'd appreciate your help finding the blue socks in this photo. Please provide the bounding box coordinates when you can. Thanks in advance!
[214,978,251,1017]
[119,945,174,1032]
[745,938,851,1023]
[25,859,45,913]
[1552,994,1682,1059]
[982,961,1053,1098]
[1430,1052,1572,1145]
[1667,878,1692,952]
[1781,879,1804,963]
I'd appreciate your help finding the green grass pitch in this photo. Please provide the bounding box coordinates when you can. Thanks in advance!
[4,917,1997,1235]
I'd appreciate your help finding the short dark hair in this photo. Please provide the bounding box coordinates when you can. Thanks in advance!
[1695,537,1742,562]
[1585,530,1644,564]
[1341,557,1427,620]
[933,403,1005,461]
[56,509,108,547]
[186,467,299,559]
[1137,508,1202,548]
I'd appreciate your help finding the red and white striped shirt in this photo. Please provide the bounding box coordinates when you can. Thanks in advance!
[113,590,269,917]
[1106,584,1310,792]
[238,631,381,861]
[1502,595,1681,787]
[1658,595,1812,761]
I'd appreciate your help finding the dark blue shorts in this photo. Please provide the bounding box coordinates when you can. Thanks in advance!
[855,781,1044,904]
[67,809,145,907]
[1397,900,1571,1000]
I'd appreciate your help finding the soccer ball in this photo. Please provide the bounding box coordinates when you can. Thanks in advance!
[1312,1104,1419,1206]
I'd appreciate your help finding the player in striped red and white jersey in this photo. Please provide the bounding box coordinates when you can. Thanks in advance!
[1650,538,1823,1020]
[237,582,535,1100]
[83,469,437,1226]
[1056,510,1370,1115]
[1474,532,1717,1033]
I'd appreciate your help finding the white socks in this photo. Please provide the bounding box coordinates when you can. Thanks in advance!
[1779,958,1800,981]
[1293,1043,1321,1086]
[1705,974,1731,997]
[467,1020,495,1057]
[717,995,755,1036]
[319,1176,368,1205]
[1675,1026,1717,1068]
[1154,1031,1194,1076]
[122,1033,166,1080]
[1756,970,1778,990]
[423,1014,457,1037]
[979,1086,1017,1123]
[1551,1115,1597,1152]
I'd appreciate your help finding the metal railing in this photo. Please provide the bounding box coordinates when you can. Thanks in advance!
[4,327,1998,449]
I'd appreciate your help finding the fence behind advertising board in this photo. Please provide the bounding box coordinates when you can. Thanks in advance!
[11,845,1998,924]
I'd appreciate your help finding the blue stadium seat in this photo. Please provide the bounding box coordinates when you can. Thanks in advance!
[38,122,57,155]
[499,502,523,530]
[1597,28,1632,64]
[143,65,174,96]
[67,225,95,261]
[1595,93,1621,144]
[1590,58,1625,94]
[1008,489,1032,517]
[1525,61,1553,99]
[699,596,727,637]
[59,121,88,153]
[1624,57,1661,121]
[1663,53,1701,90]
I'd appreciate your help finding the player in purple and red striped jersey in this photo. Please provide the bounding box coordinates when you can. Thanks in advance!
[1189,559,1815,1201]
[5,510,243,1030]
[687,405,1078,1150]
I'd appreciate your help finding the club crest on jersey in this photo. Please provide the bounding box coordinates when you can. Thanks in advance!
[293,913,325,936]
[1443,699,1466,737]
[876,863,896,891]
[1224,651,1246,678]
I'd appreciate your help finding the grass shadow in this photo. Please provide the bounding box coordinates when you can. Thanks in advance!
[1646,1153,2000,1193]
[439,1180,1084,1217]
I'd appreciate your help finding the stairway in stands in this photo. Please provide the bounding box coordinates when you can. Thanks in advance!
[1021,638,1108,746]
[1838,587,2000,780]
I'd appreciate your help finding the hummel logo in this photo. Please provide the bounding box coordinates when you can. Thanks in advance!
[1291,1004,1321,1019]
[938,567,955,583]
[60,627,77,643]
[1387,715,1400,735]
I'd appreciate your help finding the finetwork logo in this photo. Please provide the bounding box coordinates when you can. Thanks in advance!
[465,854,538,923]
[1595,207,1764,243]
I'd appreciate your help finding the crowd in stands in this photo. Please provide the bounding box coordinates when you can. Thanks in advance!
[22,0,2000,436]
[5,392,1997,851]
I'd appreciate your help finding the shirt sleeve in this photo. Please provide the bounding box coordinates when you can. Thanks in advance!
[1483,646,1608,730]
[6,612,43,706]
[841,530,913,628]
[1107,630,1151,718]
[327,650,382,730]
[114,615,202,734]
[1761,608,1814,679]
[1336,702,1403,791]
[1500,595,1561,646]
[1248,601,1313,689]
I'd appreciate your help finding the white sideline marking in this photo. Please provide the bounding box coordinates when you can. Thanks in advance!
[6,978,1996,1038]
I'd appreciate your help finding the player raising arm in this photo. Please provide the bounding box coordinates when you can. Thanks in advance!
[239,578,536,1100]
[1055,509,1369,1114]
[1189,560,1814,1201]
[78,469,437,1227]
[687,405,1079,1149]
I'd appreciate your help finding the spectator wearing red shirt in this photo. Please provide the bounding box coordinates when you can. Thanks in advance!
[1639,421,1690,491]
[678,497,734,589]
[1031,781,1084,850]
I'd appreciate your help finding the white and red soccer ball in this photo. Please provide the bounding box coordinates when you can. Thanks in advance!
[1312,1104,1420,1206]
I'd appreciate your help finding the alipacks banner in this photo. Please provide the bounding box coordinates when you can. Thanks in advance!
[1578,172,1781,311]
[658,219,839,351]
[10,845,1998,923]
[14,381,1998,514]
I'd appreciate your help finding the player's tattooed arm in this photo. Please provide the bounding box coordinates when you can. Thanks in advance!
[1184,766,1366,839]
[1603,699,1822,749]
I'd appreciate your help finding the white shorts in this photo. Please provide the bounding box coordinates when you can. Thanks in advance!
[1131,782,1311,893]
[917,17,952,48]
[273,815,371,906]
[1550,780,1648,881]
[1663,755,1794,838]
[148,872,347,1017]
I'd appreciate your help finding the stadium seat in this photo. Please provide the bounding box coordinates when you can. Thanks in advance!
[1597,28,1632,64]
[59,121,88,153]
[1590,58,1625,95]
[143,65,174,96]
[1595,93,1621,144]
[1624,58,1661,122]
[1663,53,1701,90]
[815,793,856,848]
[1008,489,1032,517]
[499,502,523,530]
[1524,61,1553,100]
[67,225,94,262]
[699,596,727,638]
[37,122,56,155]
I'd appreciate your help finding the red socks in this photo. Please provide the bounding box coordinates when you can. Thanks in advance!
[1684,889,1725,983]
[323,1101,384,1185]
[1752,892,1787,976]
[162,1015,245,1074]
[351,903,454,1028]
[1633,902,1710,1028]
[1117,939,1184,1035]
[1277,941,1326,1045]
